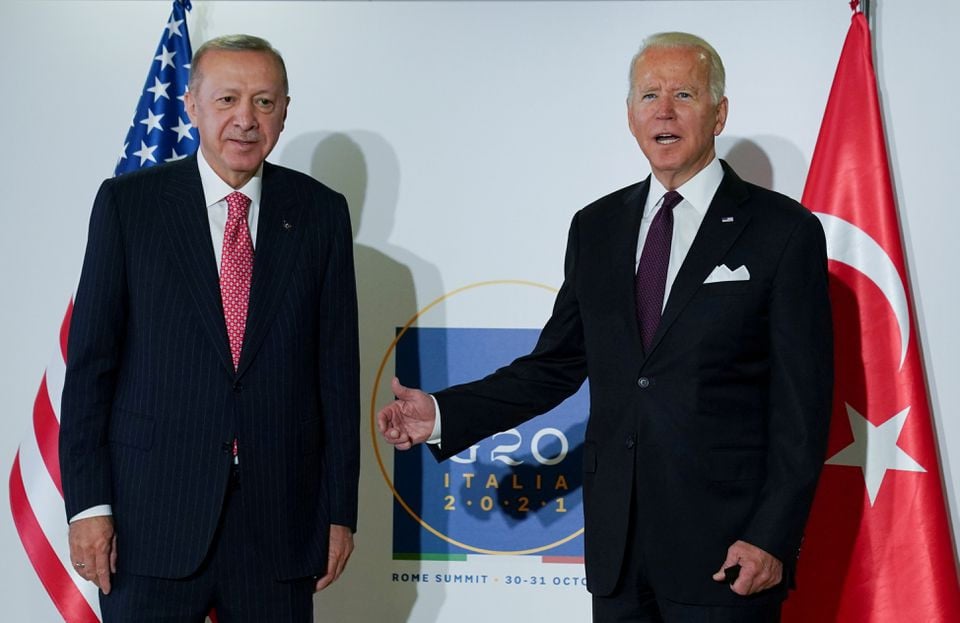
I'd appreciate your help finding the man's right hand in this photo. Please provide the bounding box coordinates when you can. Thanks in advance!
[69,515,116,594]
[376,377,437,450]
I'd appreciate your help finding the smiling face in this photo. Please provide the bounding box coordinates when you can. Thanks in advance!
[627,45,728,190]
[185,49,289,188]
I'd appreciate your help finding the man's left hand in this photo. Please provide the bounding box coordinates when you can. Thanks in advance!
[712,540,782,595]
[314,524,354,592]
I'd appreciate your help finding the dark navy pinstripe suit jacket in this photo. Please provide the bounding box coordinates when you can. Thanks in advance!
[59,155,360,581]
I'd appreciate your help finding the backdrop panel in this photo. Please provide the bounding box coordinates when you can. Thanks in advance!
[1,2,956,621]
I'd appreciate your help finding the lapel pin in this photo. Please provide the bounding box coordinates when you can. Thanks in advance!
[721,216,735,223]
[282,219,293,231]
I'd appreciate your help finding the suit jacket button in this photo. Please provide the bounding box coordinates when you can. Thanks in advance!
[625,436,636,449]
[233,382,243,393]
[637,377,650,388]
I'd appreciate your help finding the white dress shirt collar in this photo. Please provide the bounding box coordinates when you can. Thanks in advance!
[196,149,262,270]
[647,157,723,218]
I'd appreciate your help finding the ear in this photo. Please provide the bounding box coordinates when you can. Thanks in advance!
[626,98,639,142]
[184,91,197,125]
[713,96,729,136]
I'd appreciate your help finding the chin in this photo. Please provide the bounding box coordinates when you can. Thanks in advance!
[649,159,685,175]
[226,157,262,172]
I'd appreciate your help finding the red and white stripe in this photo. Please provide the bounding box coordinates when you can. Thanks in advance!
[9,302,102,622]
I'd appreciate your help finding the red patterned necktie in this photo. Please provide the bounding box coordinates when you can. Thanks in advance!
[221,191,254,370]
[635,190,683,352]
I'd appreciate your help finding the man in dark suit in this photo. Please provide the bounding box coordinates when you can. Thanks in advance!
[60,34,359,622]
[377,32,832,622]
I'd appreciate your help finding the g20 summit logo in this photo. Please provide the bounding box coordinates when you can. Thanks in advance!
[372,281,588,561]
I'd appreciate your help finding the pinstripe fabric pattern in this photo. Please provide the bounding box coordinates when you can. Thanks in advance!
[101,482,314,622]
[59,155,360,582]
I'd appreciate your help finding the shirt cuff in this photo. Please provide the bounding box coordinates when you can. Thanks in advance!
[70,505,112,523]
[426,394,442,445]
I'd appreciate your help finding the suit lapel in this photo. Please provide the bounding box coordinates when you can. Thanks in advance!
[237,163,306,376]
[160,157,236,375]
[648,162,752,354]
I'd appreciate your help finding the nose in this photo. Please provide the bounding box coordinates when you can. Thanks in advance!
[655,98,675,119]
[233,99,258,130]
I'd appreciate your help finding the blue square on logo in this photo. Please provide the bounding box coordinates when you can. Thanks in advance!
[391,327,587,558]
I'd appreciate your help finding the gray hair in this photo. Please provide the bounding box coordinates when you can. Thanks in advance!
[189,34,289,95]
[627,32,725,105]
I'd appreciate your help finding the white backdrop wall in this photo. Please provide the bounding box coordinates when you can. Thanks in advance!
[1,1,957,621]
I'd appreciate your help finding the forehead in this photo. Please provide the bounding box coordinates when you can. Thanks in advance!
[195,49,284,91]
[631,46,711,88]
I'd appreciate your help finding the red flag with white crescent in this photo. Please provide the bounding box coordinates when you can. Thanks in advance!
[784,4,960,621]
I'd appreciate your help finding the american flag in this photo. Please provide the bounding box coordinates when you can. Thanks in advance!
[8,2,195,620]
[116,0,196,175]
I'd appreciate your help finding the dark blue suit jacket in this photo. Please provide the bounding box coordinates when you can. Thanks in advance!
[433,162,833,605]
[60,155,360,581]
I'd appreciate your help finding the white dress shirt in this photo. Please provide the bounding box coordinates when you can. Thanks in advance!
[197,148,263,270]
[636,157,723,310]
[426,158,725,446]
[71,149,263,522]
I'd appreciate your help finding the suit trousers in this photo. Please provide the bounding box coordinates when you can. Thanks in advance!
[592,470,781,623]
[100,468,315,623]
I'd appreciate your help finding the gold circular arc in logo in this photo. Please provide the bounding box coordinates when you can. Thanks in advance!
[370,279,585,555]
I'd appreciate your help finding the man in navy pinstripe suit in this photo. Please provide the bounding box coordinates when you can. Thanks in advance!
[59,34,360,622]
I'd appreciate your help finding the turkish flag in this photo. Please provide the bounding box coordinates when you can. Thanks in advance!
[783,8,960,622]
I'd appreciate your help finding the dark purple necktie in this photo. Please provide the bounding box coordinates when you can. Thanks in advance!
[635,190,683,352]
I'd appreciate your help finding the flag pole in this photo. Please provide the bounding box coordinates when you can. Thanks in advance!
[853,0,877,74]
[860,0,874,32]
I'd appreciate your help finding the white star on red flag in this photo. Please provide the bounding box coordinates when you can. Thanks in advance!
[784,6,960,621]
[825,404,925,505]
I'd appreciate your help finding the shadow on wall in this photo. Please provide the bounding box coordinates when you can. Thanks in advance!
[280,131,446,623]
[718,135,808,201]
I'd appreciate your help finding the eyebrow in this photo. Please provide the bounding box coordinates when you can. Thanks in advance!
[637,83,700,93]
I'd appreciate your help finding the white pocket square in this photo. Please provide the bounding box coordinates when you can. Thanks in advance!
[703,264,750,284]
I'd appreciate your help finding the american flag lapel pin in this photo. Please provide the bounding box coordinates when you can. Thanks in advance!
[721,216,735,223]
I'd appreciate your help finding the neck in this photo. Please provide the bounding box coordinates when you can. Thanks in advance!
[652,156,715,191]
